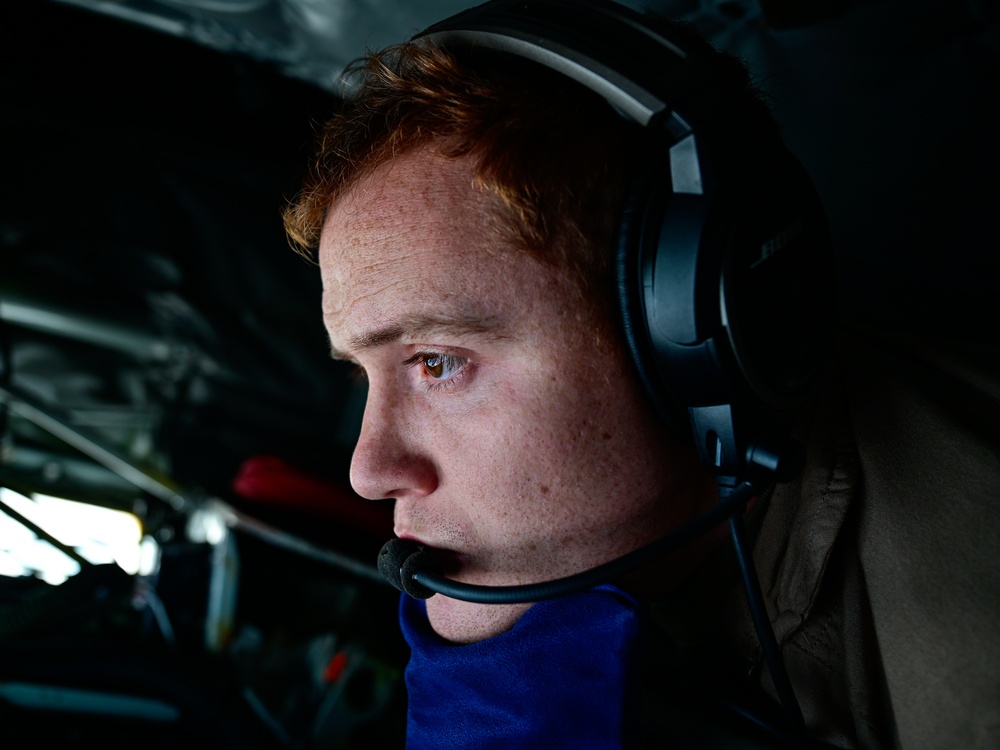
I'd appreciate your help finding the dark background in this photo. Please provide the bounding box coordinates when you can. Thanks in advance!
[0,0,997,747]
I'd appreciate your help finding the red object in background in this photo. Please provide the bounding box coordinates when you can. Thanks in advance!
[323,651,350,684]
[232,455,393,539]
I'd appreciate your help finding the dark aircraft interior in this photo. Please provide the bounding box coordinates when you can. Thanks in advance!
[1,0,996,748]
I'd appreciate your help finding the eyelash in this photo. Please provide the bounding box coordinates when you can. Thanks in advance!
[404,351,470,391]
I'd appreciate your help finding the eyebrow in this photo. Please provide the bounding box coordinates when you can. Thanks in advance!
[329,313,505,361]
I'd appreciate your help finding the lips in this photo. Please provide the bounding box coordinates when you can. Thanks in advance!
[395,532,465,575]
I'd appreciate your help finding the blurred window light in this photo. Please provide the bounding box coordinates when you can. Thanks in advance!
[0,487,147,584]
[187,505,228,546]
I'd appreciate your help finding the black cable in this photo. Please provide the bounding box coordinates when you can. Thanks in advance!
[728,511,805,732]
[406,480,757,604]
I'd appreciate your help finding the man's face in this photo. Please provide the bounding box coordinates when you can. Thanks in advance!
[319,147,702,643]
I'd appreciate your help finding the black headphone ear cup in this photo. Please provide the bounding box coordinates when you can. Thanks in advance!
[617,137,835,477]
[717,154,836,412]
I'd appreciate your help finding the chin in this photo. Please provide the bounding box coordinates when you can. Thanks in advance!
[425,594,533,644]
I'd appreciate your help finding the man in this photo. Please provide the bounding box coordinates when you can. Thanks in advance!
[282,2,999,748]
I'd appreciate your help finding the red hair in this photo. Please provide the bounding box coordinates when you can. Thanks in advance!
[282,40,634,309]
[282,26,768,312]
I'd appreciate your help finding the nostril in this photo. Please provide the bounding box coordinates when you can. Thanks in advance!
[350,437,438,501]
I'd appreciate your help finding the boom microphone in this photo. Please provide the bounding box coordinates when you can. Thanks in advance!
[377,479,758,604]
[377,539,439,599]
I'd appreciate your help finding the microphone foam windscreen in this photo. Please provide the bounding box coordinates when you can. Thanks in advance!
[377,539,437,599]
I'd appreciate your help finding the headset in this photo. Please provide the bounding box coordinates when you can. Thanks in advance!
[377,0,836,745]
[414,0,834,482]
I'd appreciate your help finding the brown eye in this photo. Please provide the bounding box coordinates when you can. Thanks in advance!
[424,354,444,379]
[421,353,465,381]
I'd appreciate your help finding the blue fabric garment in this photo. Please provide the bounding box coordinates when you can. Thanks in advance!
[400,584,645,749]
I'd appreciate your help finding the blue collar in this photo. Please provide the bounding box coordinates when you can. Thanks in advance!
[400,584,645,749]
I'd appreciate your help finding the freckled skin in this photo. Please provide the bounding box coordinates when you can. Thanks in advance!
[320,146,717,644]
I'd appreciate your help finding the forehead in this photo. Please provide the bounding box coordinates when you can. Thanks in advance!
[323,152,484,267]
[317,148,559,349]
[327,148,489,240]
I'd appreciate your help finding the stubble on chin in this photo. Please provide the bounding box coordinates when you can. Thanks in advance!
[425,595,534,644]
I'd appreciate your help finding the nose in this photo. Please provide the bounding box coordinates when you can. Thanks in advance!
[349,385,438,501]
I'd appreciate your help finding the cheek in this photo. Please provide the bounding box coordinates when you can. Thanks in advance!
[473,386,614,522]
[421,393,565,535]
[517,367,665,517]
